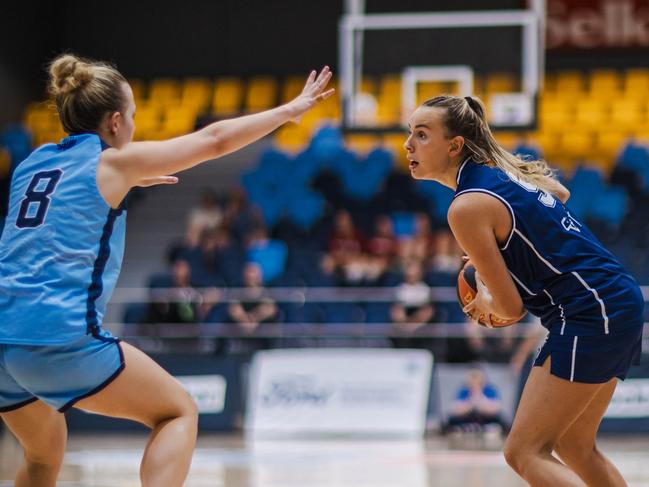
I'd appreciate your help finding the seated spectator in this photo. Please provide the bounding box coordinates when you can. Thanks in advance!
[223,186,263,244]
[430,228,463,274]
[186,188,223,248]
[365,214,398,282]
[398,212,434,265]
[391,261,435,329]
[146,259,203,324]
[226,263,280,356]
[446,365,507,435]
[328,209,366,285]
[246,226,288,284]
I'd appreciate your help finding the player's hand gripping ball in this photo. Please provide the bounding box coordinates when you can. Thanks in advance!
[457,260,525,328]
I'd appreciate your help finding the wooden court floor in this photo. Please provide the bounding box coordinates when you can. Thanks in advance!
[2,431,649,486]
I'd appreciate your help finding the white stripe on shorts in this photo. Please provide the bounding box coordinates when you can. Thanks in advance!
[570,336,578,382]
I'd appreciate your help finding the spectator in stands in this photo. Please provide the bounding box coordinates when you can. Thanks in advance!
[146,259,205,324]
[328,209,366,285]
[186,188,223,248]
[226,262,279,355]
[223,186,263,244]
[446,365,507,435]
[430,228,463,274]
[391,260,435,335]
[365,214,398,283]
[398,212,435,265]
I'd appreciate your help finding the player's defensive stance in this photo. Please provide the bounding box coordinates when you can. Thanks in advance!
[405,95,642,487]
[0,54,333,487]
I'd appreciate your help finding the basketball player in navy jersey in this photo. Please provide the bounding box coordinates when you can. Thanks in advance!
[405,95,642,486]
[0,54,333,487]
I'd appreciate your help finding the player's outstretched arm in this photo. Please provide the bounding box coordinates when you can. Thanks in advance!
[103,67,334,185]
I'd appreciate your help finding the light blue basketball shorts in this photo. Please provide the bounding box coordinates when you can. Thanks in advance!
[0,333,125,413]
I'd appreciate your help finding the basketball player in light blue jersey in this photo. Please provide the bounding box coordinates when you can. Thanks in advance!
[0,54,333,487]
[405,95,643,486]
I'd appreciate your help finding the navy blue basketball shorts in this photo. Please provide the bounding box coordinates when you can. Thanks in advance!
[0,333,125,413]
[534,325,643,384]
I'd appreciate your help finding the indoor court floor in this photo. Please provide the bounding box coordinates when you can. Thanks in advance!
[1,432,649,486]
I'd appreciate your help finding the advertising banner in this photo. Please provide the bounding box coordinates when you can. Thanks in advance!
[246,349,433,437]
[548,0,649,49]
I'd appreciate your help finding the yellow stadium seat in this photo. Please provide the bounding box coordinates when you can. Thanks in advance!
[148,79,180,107]
[610,99,645,128]
[595,131,630,160]
[624,69,649,99]
[181,78,212,112]
[485,73,517,94]
[162,106,198,137]
[133,103,162,140]
[494,131,522,151]
[554,71,585,95]
[245,76,278,113]
[24,103,59,135]
[212,77,244,116]
[345,134,381,154]
[530,131,564,165]
[382,133,409,171]
[379,75,401,103]
[129,79,146,101]
[273,124,310,153]
[574,99,608,128]
[376,102,401,127]
[416,81,446,104]
[538,99,575,132]
[560,131,595,161]
[589,70,622,95]
[281,76,306,103]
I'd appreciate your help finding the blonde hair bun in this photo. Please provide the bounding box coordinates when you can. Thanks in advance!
[49,54,94,97]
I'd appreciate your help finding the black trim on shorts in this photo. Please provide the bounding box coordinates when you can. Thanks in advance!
[0,396,39,413]
[58,340,126,412]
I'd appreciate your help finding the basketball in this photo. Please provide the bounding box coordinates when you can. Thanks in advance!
[457,260,523,328]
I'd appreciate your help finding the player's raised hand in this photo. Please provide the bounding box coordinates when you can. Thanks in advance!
[287,66,335,123]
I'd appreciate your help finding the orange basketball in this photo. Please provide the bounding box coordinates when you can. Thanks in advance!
[457,260,523,328]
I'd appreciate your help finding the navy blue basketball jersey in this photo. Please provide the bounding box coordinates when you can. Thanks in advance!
[0,133,126,345]
[454,159,643,336]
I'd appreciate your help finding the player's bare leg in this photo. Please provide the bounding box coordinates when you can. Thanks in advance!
[554,379,626,487]
[503,356,618,487]
[1,400,67,487]
[75,342,198,487]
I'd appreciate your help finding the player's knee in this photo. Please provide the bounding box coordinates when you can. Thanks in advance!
[503,434,546,475]
[151,390,198,429]
[22,423,66,467]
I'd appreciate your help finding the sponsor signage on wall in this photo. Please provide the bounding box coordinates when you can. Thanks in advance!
[604,378,649,418]
[548,0,649,49]
[246,349,433,436]
[176,374,227,414]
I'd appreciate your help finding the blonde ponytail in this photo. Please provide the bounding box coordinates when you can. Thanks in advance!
[423,95,557,194]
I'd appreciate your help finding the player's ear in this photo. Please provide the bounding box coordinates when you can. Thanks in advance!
[449,135,465,157]
[107,111,121,136]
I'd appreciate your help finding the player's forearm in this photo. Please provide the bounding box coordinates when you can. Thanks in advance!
[205,104,296,159]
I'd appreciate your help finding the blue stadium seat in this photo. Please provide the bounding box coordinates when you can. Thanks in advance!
[247,239,288,283]
[590,187,627,227]
[0,125,31,167]
[417,180,454,221]
[391,212,415,238]
[286,190,325,229]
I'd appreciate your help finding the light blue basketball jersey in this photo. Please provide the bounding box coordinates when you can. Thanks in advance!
[455,159,644,336]
[0,133,126,345]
